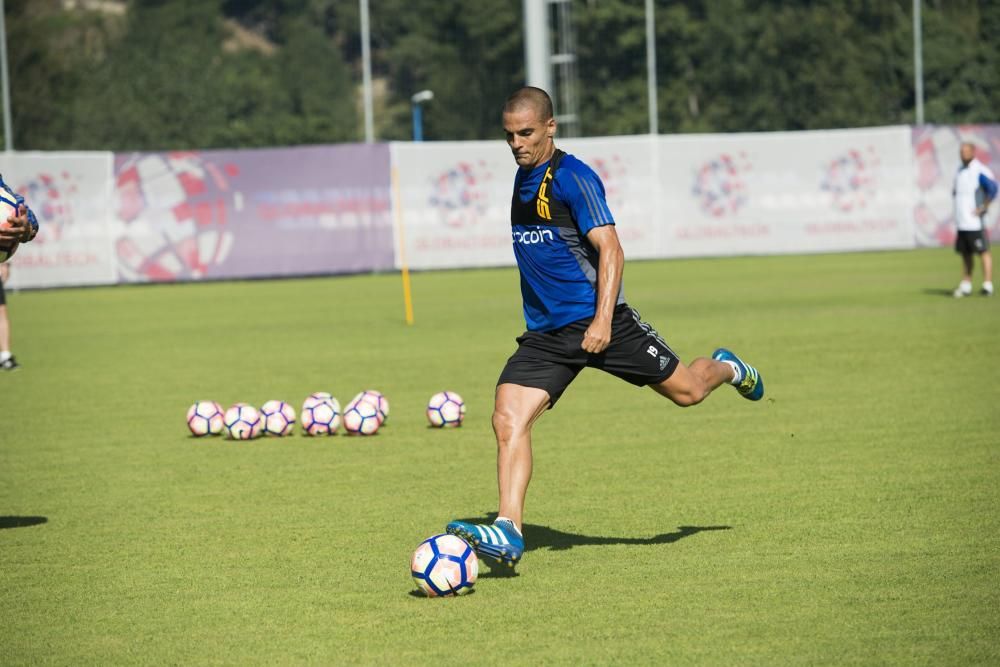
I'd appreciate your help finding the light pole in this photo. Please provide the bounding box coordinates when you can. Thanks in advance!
[645,0,658,135]
[0,0,13,151]
[913,0,924,125]
[360,0,374,143]
[411,90,433,142]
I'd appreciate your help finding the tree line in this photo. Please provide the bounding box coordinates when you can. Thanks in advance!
[6,0,998,151]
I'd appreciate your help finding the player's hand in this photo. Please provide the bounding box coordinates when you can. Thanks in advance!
[2,205,34,243]
[581,318,612,354]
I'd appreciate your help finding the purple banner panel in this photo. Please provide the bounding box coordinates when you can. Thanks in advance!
[113,144,393,282]
[913,124,1000,247]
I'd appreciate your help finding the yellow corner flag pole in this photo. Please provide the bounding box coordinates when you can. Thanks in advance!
[391,166,414,325]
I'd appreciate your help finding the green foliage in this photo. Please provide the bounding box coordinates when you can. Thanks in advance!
[3,0,999,149]
[1,250,999,663]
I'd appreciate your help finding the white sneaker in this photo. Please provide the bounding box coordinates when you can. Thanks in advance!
[982,284,994,296]
[954,285,972,298]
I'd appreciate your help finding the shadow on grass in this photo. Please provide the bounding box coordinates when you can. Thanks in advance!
[454,513,731,577]
[407,588,478,598]
[0,516,48,529]
[922,287,958,297]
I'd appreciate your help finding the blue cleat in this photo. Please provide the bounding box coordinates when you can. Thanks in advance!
[447,518,524,567]
[712,348,764,401]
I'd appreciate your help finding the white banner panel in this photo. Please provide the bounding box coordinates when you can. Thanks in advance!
[392,141,514,271]
[656,126,916,257]
[393,137,660,270]
[558,135,661,259]
[0,152,116,288]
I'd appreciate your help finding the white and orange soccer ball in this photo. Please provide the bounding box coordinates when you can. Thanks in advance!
[411,533,478,597]
[351,390,389,424]
[427,391,466,427]
[301,392,340,436]
[260,400,296,437]
[343,398,381,435]
[223,403,262,440]
[186,400,224,436]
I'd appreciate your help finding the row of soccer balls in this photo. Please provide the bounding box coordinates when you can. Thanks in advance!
[186,390,467,439]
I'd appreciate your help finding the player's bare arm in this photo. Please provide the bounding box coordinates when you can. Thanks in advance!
[581,225,624,354]
[976,196,992,216]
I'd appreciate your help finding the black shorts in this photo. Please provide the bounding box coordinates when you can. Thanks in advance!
[497,303,680,407]
[955,230,989,255]
[0,274,5,306]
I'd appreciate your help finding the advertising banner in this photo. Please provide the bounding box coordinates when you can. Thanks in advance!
[656,126,916,257]
[392,141,515,271]
[113,144,393,282]
[558,135,662,260]
[912,124,1000,247]
[0,152,116,289]
[393,136,663,271]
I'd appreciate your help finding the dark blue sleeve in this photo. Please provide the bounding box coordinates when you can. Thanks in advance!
[979,172,998,200]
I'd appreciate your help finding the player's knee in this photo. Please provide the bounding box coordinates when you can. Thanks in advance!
[492,408,515,441]
[670,392,703,408]
[493,403,534,442]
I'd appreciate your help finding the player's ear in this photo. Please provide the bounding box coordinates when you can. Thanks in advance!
[546,117,556,138]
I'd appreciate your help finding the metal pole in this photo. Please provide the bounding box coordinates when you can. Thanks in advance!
[523,0,552,94]
[360,0,374,143]
[913,0,924,125]
[645,0,658,135]
[412,104,423,142]
[409,90,432,142]
[0,0,13,151]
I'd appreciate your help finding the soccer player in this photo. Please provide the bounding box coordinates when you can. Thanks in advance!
[952,142,997,298]
[445,87,764,567]
[1,176,40,371]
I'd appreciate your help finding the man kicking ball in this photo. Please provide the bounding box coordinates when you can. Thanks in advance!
[446,87,765,567]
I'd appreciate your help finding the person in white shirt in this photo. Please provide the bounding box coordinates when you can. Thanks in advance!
[952,142,998,297]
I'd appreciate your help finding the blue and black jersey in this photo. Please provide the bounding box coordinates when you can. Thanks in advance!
[511,149,622,332]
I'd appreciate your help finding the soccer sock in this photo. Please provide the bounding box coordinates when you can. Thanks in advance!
[959,279,972,293]
[721,360,741,384]
[494,516,522,537]
[0,351,10,362]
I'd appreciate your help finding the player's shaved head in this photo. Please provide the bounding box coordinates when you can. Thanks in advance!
[503,87,554,123]
[960,142,976,165]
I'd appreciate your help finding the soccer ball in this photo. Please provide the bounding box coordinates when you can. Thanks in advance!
[301,392,340,435]
[343,398,381,435]
[351,390,389,424]
[260,400,296,437]
[411,533,478,597]
[427,391,466,427]
[186,400,224,436]
[224,404,262,440]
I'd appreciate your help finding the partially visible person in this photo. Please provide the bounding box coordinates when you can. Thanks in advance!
[0,175,38,252]
[952,142,997,298]
[0,261,17,370]
[0,175,40,371]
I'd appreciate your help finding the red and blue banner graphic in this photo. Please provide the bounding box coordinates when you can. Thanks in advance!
[113,144,393,282]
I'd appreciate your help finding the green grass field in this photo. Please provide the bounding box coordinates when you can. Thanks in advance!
[1,248,998,665]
